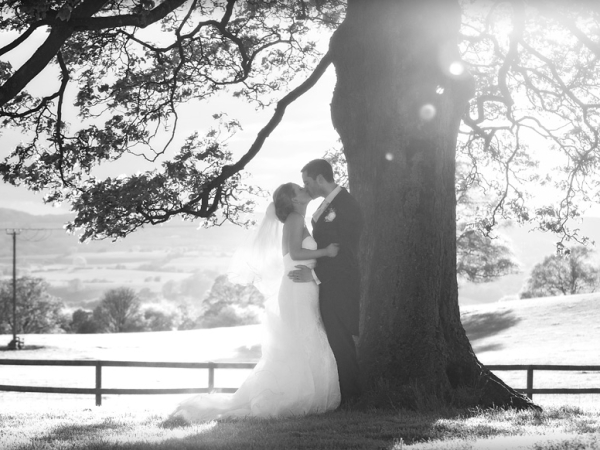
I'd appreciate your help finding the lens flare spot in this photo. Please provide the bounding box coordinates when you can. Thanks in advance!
[385,153,394,161]
[419,104,436,121]
[449,61,464,76]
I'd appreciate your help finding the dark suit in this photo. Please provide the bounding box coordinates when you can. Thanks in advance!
[312,187,363,402]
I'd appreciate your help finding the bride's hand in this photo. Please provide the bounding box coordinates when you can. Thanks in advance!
[325,243,340,257]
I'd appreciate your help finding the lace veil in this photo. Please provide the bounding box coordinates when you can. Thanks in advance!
[227,202,283,301]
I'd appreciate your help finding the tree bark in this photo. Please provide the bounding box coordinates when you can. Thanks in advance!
[329,0,537,409]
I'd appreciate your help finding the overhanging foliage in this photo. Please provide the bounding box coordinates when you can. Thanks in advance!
[0,0,599,247]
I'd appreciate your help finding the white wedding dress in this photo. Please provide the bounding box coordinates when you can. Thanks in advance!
[170,236,340,422]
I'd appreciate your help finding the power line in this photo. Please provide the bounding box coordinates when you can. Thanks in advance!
[0,227,65,231]
[19,228,54,242]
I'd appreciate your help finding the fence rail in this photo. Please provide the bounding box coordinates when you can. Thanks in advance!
[1,360,599,405]
[486,364,600,399]
[0,359,256,406]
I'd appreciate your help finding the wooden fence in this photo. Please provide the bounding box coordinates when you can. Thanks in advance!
[0,359,255,406]
[1,360,599,406]
[486,364,600,399]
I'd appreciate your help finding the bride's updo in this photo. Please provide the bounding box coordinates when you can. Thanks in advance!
[273,183,296,223]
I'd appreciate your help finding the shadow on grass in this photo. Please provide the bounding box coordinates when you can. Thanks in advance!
[461,309,521,352]
[9,409,444,450]
[472,343,504,353]
[45,419,123,437]
[8,406,600,450]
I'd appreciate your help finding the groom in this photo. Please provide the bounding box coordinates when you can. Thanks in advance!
[288,159,363,406]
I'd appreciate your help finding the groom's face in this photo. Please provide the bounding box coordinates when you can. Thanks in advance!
[302,172,319,199]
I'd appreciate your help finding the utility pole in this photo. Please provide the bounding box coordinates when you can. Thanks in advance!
[5,229,21,349]
[2,227,55,349]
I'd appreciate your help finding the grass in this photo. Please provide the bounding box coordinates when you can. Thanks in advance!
[460,293,600,409]
[461,292,600,366]
[3,293,600,407]
[2,293,600,448]
[0,404,599,449]
[0,324,262,362]
[1,245,239,310]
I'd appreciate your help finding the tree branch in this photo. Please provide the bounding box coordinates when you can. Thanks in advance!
[70,0,188,30]
[217,53,331,179]
[220,0,236,27]
[497,0,525,115]
[54,51,71,187]
[0,21,47,57]
[0,0,107,109]
[537,4,600,59]
[183,50,334,217]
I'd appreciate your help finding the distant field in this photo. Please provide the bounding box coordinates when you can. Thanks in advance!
[0,210,253,308]
[32,268,190,283]
[1,248,239,308]
[4,207,600,305]
[3,249,235,273]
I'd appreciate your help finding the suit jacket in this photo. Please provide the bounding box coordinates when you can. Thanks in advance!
[312,187,363,334]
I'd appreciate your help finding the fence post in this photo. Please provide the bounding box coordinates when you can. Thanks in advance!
[95,362,102,406]
[208,362,215,393]
[526,366,534,400]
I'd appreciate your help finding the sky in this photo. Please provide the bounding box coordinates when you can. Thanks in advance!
[2,14,600,222]
[0,29,340,218]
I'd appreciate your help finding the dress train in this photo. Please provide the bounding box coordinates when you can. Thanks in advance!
[170,236,340,422]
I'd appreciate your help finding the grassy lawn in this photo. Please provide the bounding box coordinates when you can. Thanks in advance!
[0,404,599,449]
[2,293,600,448]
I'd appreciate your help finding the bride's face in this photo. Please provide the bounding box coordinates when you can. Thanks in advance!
[292,184,312,205]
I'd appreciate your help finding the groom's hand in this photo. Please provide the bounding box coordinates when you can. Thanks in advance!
[288,265,313,283]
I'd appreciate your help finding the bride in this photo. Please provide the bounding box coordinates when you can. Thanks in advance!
[169,182,341,422]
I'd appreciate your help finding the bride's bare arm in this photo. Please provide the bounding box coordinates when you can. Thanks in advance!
[285,212,339,261]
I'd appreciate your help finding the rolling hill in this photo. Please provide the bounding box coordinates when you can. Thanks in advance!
[3,207,600,305]
[0,208,253,308]
[0,207,250,257]
[461,291,600,366]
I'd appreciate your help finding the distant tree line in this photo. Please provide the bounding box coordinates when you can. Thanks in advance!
[70,276,264,333]
[0,274,265,336]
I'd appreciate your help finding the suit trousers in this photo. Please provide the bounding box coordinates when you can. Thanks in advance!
[319,281,361,403]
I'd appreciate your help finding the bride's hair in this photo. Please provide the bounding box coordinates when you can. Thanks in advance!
[273,183,296,223]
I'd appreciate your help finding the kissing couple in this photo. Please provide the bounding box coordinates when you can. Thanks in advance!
[170,159,363,422]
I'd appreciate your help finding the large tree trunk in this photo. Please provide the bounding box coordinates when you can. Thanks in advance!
[329,0,537,409]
